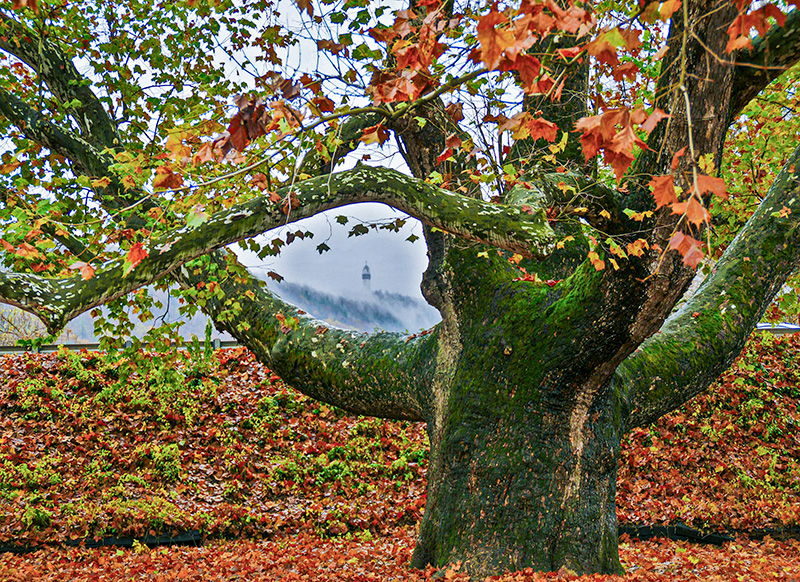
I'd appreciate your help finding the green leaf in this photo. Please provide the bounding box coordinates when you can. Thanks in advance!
[187,206,209,228]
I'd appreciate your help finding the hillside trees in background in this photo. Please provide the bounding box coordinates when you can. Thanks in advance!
[2,0,800,576]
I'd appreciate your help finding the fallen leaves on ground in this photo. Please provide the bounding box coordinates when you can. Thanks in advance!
[1,530,799,581]
[0,334,799,580]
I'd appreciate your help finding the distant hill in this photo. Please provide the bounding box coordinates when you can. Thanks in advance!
[265,280,440,333]
[0,279,440,345]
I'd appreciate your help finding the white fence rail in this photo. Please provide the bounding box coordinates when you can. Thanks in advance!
[0,339,240,355]
[0,324,798,355]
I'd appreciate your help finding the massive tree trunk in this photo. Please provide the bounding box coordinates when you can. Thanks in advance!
[411,259,627,575]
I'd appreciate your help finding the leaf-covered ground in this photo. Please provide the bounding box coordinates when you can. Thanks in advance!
[1,334,799,580]
[2,533,800,581]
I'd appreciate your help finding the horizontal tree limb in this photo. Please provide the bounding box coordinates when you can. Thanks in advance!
[0,86,116,181]
[0,164,555,332]
[172,252,435,422]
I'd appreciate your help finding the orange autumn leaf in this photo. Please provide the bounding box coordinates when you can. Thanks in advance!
[670,146,687,170]
[125,242,149,273]
[360,123,389,145]
[668,231,704,268]
[626,238,648,257]
[640,108,669,134]
[70,261,95,280]
[476,11,515,69]
[649,175,677,209]
[694,174,728,200]
[672,197,710,227]
[153,166,183,190]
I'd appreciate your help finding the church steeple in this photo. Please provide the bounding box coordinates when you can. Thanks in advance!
[362,262,371,293]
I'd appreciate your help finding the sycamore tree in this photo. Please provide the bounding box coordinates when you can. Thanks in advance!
[2,0,800,576]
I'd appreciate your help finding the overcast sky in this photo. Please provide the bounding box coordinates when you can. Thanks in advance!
[236,202,430,298]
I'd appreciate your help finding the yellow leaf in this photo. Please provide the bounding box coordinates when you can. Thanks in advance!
[600,209,611,219]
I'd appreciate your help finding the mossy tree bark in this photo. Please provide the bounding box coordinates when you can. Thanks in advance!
[3,2,800,578]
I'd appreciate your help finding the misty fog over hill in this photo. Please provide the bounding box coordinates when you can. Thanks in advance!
[264,280,440,333]
[0,273,440,345]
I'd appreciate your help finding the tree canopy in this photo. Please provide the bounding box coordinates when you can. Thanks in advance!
[2,0,800,577]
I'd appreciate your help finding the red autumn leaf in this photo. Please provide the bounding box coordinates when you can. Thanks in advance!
[727,5,787,53]
[445,133,463,150]
[683,242,705,268]
[659,0,682,21]
[69,261,95,281]
[551,76,565,101]
[25,229,43,242]
[604,148,635,181]
[193,142,216,165]
[227,112,249,151]
[0,239,15,252]
[368,25,399,44]
[556,46,581,60]
[669,232,705,269]
[609,125,643,156]
[510,54,542,94]
[619,27,642,52]
[126,242,149,272]
[251,173,269,191]
[281,192,301,215]
[12,0,38,13]
[445,102,464,123]
[575,114,605,159]
[295,0,313,16]
[528,117,558,142]
[694,174,728,200]
[15,242,39,259]
[436,148,454,164]
[317,39,350,56]
[152,166,183,190]
[311,96,335,114]
[668,230,697,256]
[649,175,677,209]
[368,69,431,104]
[585,35,619,67]
[611,62,639,81]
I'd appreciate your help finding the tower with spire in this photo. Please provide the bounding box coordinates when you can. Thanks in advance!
[362,262,371,294]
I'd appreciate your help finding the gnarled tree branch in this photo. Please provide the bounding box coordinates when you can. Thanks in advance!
[618,143,800,430]
[0,10,122,149]
[0,164,555,331]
